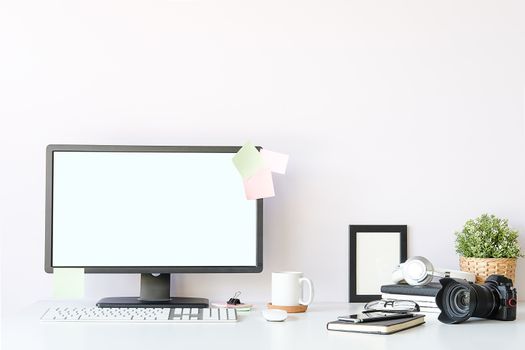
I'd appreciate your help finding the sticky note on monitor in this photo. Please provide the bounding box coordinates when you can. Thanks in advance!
[243,168,275,200]
[232,142,265,179]
[260,149,289,174]
[53,268,85,299]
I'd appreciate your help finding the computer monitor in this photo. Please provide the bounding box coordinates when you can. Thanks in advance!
[45,145,263,308]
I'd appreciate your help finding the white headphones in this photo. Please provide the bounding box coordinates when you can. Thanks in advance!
[392,256,476,286]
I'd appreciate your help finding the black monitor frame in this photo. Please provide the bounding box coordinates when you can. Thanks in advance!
[44,144,264,274]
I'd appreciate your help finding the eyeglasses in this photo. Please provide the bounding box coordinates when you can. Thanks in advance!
[363,299,420,313]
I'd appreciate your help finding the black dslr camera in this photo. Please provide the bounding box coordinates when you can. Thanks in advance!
[436,274,517,324]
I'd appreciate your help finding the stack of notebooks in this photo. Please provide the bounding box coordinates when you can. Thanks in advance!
[380,282,441,313]
[327,314,425,335]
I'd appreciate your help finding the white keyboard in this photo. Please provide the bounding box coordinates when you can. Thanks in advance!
[41,307,238,323]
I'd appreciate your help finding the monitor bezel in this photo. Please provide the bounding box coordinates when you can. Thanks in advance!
[44,144,263,274]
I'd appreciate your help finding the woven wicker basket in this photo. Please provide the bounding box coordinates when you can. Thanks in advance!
[459,256,516,283]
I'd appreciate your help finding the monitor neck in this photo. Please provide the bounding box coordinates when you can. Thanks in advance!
[139,273,171,301]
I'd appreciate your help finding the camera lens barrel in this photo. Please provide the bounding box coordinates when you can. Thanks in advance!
[470,284,496,319]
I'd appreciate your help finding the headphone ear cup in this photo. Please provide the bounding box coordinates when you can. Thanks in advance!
[391,266,405,284]
[401,256,435,286]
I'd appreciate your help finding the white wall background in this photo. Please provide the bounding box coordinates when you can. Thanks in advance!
[1,0,525,317]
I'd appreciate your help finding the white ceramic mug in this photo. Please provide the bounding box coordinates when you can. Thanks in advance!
[271,271,314,306]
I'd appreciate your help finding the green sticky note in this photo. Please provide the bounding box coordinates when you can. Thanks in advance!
[236,307,252,312]
[232,142,265,179]
[53,268,85,299]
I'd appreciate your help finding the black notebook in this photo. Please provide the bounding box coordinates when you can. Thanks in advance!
[380,283,441,297]
[326,314,425,335]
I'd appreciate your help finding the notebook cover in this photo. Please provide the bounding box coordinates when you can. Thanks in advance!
[380,283,441,297]
[326,314,425,335]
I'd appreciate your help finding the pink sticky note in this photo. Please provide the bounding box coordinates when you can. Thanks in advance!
[243,168,275,200]
[260,149,289,174]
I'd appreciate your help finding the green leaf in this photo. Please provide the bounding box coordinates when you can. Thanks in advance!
[455,214,523,258]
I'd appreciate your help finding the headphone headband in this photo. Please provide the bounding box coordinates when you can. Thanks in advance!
[392,256,475,285]
[434,269,476,282]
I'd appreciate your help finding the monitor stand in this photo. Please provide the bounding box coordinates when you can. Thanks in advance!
[97,273,209,308]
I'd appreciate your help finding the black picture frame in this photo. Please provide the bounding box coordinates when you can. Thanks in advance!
[349,225,407,303]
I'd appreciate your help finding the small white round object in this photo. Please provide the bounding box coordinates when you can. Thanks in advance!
[401,256,434,285]
[405,260,427,280]
[262,309,288,322]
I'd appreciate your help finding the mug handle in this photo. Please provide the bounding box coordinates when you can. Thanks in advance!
[298,277,314,305]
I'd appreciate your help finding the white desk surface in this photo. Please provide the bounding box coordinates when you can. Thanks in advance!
[2,301,524,350]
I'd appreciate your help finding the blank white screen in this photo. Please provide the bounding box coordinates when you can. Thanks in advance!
[52,151,257,267]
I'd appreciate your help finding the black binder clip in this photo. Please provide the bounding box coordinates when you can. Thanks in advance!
[227,291,242,305]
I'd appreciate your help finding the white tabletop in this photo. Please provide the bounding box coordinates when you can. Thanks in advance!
[2,301,524,350]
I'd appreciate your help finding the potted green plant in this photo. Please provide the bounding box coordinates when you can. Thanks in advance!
[455,214,523,283]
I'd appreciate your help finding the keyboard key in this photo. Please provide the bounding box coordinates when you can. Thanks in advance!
[211,308,219,320]
[202,308,212,320]
[219,308,227,320]
[227,309,236,320]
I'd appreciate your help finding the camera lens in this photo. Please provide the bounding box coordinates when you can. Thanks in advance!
[437,281,475,323]
[451,288,469,313]
[470,284,498,319]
